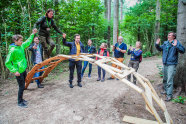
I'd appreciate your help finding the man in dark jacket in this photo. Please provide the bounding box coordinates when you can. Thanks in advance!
[34,9,63,59]
[62,33,84,88]
[155,31,185,101]
[81,39,96,78]
[29,37,44,88]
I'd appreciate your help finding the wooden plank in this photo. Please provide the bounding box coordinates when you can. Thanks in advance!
[145,84,153,114]
[123,115,166,124]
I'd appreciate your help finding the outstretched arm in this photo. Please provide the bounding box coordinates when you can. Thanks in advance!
[22,29,37,49]
[62,33,72,47]
[52,20,63,34]
[155,38,163,51]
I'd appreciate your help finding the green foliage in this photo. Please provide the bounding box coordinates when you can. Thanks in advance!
[156,64,163,77]
[172,96,186,104]
[142,51,152,58]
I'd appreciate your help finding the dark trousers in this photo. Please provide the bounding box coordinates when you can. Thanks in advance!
[69,61,82,83]
[97,66,106,80]
[15,71,27,104]
[81,61,92,76]
[127,60,139,84]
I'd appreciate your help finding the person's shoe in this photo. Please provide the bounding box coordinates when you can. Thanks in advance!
[107,77,114,80]
[88,74,91,78]
[22,99,28,105]
[97,78,101,81]
[165,96,172,102]
[161,91,166,95]
[18,102,28,108]
[69,83,74,88]
[101,79,105,82]
[116,78,119,80]
[38,84,44,88]
[77,82,82,87]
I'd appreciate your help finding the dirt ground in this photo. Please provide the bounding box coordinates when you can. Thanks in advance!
[0,56,185,124]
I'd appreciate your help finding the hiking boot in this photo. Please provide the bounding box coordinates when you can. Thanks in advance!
[97,78,101,81]
[161,91,166,95]
[69,83,74,88]
[101,79,105,82]
[107,77,114,80]
[77,82,82,87]
[18,102,28,108]
[22,99,28,105]
[38,84,44,88]
[165,96,172,102]
[88,74,91,78]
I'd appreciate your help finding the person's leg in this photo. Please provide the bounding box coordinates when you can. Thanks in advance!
[76,61,82,87]
[132,61,139,84]
[88,63,92,77]
[127,61,133,82]
[166,65,176,100]
[117,58,124,70]
[69,61,75,88]
[47,37,55,57]
[163,65,168,94]
[81,61,88,77]
[110,58,118,79]
[97,66,101,81]
[39,36,48,59]
[101,68,106,82]
[16,71,27,107]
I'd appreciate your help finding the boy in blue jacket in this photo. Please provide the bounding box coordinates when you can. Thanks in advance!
[155,31,185,101]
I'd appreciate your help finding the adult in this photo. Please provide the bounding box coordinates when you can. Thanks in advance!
[108,36,127,80]
[127,41,143,84]
[155,31,185,101]
[62,33,84,88]
[34,9,63,59]
[81,39,96,78]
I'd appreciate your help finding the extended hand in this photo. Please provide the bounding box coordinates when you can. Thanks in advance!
[63,33,66,39]
[33,46,37,49]
[14,72,20,76]
[156,38,161,44]
[172,39,177,46]
[32,28,38,34]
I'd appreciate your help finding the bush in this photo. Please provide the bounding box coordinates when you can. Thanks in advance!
[142,51,152,58]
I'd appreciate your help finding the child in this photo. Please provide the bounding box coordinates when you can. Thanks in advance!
[81,39,96,78]
[96,43,109,82]
[127,41,143,84]
[5,29,37,108]
[29,37,44,88]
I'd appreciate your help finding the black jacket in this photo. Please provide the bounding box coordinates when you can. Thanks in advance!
[34,16,63,37]
[29,43,43,64]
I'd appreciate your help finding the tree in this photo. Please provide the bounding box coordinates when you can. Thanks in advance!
[174,0,186,96]
[120,0,124,20]
[153,0,161,54]
[113,0,119,52]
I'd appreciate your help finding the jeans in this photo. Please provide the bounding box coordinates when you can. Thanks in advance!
[98,66,106,80]
[33,63,44,85]
[163,65,176,98]
[69,61,82,83]
[127,60,139,84]
[16,71,27,104]
[81,61,92,77]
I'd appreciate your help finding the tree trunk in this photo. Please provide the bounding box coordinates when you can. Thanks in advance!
[113,0,119,53]
[55,0,61,55]
[104,0,108,19]
[120,0,123,20]
[174,0,186,96]
[153,0,161,54]
[107,0,111,52]
[137,26,140,41]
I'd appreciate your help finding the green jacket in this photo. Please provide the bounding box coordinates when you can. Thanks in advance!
[5,34,35,73]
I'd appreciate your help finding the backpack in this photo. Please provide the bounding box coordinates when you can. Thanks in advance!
[139,54,142,63]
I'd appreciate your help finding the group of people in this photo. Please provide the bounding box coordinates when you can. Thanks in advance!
[4,9,185,108]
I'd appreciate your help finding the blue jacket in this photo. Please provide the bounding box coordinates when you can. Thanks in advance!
[29,43,43,64]
[155,40,185,65]
[128,48,142,62]
[63,38,84,61]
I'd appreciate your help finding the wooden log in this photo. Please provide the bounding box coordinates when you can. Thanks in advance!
[141,92,164,124]
[123,115,166,124]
